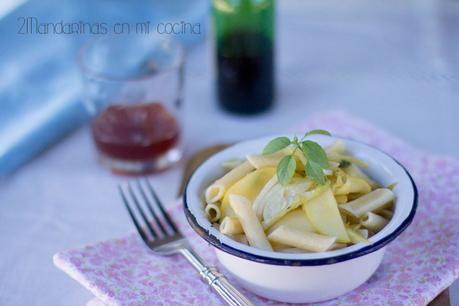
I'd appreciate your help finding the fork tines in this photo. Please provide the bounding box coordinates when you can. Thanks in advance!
[118,180,180,244]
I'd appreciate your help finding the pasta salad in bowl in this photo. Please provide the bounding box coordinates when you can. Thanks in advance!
[184,132,417,303]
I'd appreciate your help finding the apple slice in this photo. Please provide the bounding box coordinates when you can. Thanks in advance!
[220,167,276,220]
[267,208,315,235]
[303,187,350,243]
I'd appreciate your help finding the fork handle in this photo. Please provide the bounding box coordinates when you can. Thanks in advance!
[180,248,255,306]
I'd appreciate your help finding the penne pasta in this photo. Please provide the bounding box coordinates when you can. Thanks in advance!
[246,150,288,169]
[351,223,361,230]
[346,227,370,244]
[203,136,396,254]
[205,203,221,223]
[328,153,369,168]
[205,161,255,203]
[344,164,378,189]
[340,188,395,218]
[333,176,372,196]
[325,140,347,155]
[329,243,348,250]
[270,240,291,251]
[357,229,369,239]
[276,247,309,254]
[228,234,249,245]
[220,216,243,235]
[335,194,348,204]
[247,148,306,172]
[229,195,273,251]
[361,212,388,231]
[379,208,393,219]
[221,158,245,171]
[268,225,336,252]
[332,169,346,189]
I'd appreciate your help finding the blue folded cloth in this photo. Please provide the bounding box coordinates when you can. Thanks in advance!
[0,0,208,176]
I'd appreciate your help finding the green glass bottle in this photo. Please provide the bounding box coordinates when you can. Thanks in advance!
[213,0,275,114]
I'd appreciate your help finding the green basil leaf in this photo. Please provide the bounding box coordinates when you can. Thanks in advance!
[277,155,296,185]
[305,160,326,185]
[263,137,291,155]
[304,129,331,137]
[301,140,329,169]
[293,135,299,144]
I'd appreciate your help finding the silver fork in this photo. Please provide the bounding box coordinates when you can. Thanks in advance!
[119,180,254,306]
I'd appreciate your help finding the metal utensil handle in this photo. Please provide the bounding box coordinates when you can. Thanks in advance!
[180,248,255,306]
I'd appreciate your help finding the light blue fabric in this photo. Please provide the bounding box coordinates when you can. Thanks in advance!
[0,0,208,176]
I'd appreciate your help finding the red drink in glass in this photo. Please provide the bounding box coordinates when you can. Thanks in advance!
[92,103,180,173]
[78,35,184,174]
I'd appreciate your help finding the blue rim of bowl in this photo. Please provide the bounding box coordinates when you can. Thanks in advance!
[183,144,418,266]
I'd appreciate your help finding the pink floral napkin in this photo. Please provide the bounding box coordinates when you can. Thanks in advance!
[53,111,459,306]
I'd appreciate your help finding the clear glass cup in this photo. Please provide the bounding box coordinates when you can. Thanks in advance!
[77,34,184,175]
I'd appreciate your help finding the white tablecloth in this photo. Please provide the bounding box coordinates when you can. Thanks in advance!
[1,1,458,305]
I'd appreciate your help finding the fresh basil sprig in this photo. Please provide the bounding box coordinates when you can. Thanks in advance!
[262,129,331,185]
[262,137,291,155]
[277,155,296,185]
[304,129,331,137]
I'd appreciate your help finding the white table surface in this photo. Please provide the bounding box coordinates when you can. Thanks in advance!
[1,1,458,305]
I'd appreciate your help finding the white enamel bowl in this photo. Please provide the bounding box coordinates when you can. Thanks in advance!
[184,135,417,303]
